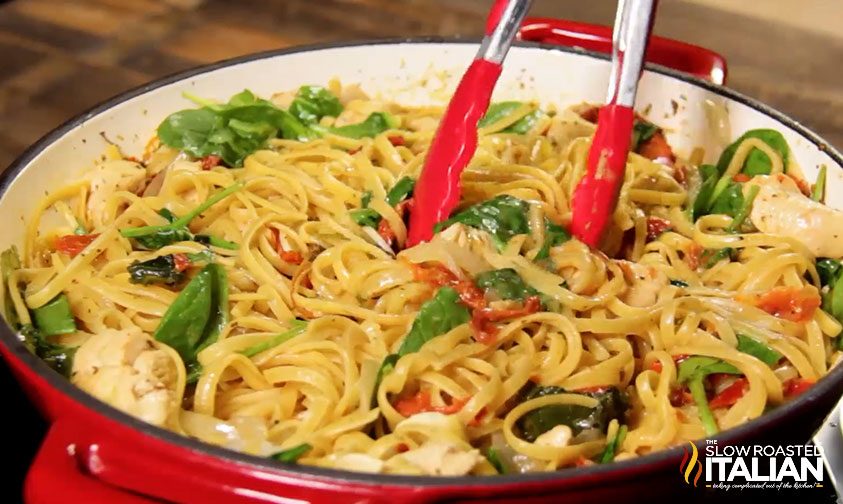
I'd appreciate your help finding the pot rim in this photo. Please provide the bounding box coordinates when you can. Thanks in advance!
[2,36,842,489]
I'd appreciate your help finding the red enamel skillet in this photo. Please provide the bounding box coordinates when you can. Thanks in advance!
[4,18,841,504]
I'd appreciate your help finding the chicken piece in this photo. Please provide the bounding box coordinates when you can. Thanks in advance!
[397,441,483,476]
[545,110,595,148]
[534,425,573,448]
[437,222,491,250]
[747,174,843,258]
[87,159,147,229]
[435,222,498,267]
[325,453,385,473]
[617,260,669,307]
[71,328,179,427]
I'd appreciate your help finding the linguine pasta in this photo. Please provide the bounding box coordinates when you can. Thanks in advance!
[4,81,841,476]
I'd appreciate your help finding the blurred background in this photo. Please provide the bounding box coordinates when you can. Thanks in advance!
[0,0,841,501]
[0,0,841,171]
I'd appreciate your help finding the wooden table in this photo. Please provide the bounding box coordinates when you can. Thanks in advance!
[0,0,841,171]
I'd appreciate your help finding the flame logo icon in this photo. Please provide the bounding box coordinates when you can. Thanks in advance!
[679,442,703,487]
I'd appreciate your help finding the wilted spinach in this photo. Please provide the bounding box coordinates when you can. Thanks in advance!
[435,195,530,250]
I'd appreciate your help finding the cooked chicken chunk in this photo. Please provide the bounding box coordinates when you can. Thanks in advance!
[437,222,493,251]
[534,425,573,448]
[747,174,843,258]
[398,441,484,476]
[87,159,147,229]
[71,328,179,427]
[545,109,595,148]
[617,260,669,307]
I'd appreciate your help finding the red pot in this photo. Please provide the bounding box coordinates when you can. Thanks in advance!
[2,19,841,503]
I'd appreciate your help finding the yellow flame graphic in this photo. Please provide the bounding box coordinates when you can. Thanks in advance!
[678,442,703,487]
[683,442,699,484]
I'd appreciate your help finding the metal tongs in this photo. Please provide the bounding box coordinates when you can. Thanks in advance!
[569,0,657,247]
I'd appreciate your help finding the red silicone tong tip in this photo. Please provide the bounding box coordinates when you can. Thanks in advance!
[570,104,635,248]
[407,0,531,247]
[406,60,503,247]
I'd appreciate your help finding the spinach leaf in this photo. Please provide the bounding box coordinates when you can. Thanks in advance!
[351,177,415,229]
[691,164,719,221]
[1,247,77,377]
[506,111,541,134]
[157,208,178,223]
[350,209,381,228]
[831,277,843,350]
[397,287,471,356]
[240,320,308,358]
[153,263,229,367]
[535,219,570,260]
[32,294,76,336]
[812,165,827,203]
[323,112,397,139]
[371,353,400,408]
[385,176,415,207]
[475,268,540,303]
[373,288,471,404]
[271,443,312,463]
[361,191,373,209]
[133,228,193,250]
[670,279,689,287]
[159,90,314,167]
[709,182,744,218]
[677,356,742,436]
[599,424,628,464]
[677,356,741,382]
[716,129,790,177]
[186,250,215,264]
[817,258,843,287]
[435,195,530,250]
[185,365,204,384]
[516,386,628,442]
[128,255,186,285]
[1,246,22,327]
[631,120,659,152]
[289,86,343,125]
[478,102,540,134]
[121,183,242,249]
[819,260,843,349]
[736,334,782,366]
[22,324,76,377]
[485,447,506,474]
[726,184,760,233]
[193,235,239,250]
[704,248,733,268]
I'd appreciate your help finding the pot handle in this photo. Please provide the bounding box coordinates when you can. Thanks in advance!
[518,17,728,85]
[24,420,156,504]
